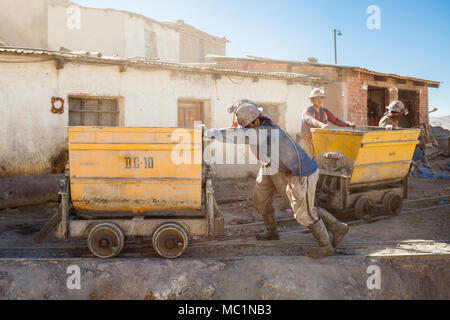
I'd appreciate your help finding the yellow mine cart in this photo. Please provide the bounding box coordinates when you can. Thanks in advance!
[50,127,223,259]
[311,127,420,220]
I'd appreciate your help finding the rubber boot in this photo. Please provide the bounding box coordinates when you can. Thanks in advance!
[255,214,279,241]
[316,208,349,248]
[307,219,334,258]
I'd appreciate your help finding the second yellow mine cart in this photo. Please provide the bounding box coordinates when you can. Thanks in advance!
[311,127,420,220]
[50,126,223,259]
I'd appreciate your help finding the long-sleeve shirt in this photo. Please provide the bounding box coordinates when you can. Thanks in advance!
[379,113,399,128]
[301,106,351,141]
[212,119,318,177]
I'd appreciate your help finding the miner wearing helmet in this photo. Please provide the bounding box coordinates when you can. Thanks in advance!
[379,101,408,128]
[300,88,356,157]
[206,100,349,258]
[228,99,263,127]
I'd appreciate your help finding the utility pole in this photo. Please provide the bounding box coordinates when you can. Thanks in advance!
[334,29,342,65]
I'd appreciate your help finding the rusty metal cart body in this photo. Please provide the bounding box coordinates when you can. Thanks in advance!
[311,127,421,220]
[47,127,223,259]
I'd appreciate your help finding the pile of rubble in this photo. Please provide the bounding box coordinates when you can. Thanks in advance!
[411,124,450,180]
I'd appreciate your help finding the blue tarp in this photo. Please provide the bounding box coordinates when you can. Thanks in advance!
[411,161,450,180]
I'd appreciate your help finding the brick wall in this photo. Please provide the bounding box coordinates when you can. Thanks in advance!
[247,63,291,73]
[206,58,432,126]
[291,65,338,81]
[179,31,226,63]
[213,59,250,70]
[418,87,429,124]
[344,75,368,125]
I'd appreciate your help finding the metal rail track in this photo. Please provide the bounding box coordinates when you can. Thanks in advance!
[0,203,448,257]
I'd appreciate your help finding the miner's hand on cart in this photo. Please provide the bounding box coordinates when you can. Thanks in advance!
[299,88,356,157]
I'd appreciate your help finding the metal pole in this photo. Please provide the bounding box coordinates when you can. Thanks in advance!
[334,29,337,65]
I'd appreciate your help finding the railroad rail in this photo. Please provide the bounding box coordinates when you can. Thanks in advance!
[0,202,448,259]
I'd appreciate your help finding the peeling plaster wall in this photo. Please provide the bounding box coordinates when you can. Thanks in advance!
[0,56,313,178]
[48,5,127,56]
[123,15,180,62]
[0,58,68,177]
[0,0,49,48]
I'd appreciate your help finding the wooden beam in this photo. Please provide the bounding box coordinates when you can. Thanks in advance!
[55,58,66,70]
[374,75,388,82]
[119,64,128,72]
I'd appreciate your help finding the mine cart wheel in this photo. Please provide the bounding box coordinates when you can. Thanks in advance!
[382,192,403,216]
[87,223,125,259]
[152,223,189,259]
[354,196,374,221]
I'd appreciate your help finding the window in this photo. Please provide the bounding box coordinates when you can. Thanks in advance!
[69,98,119,126]
[258,103,286,129]
[178,100,204,128]
[145,30,157,58]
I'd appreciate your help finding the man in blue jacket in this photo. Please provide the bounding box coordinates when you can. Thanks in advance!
[206,100,349,258]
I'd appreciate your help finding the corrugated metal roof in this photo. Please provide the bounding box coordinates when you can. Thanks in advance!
[246,55,440,87]
[0,47,324,85]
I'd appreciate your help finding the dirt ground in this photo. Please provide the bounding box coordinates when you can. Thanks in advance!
[0,155,449,253]
[0,156,448,299]
[214,154,450,228]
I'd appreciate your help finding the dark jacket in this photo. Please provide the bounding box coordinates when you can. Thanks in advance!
[215,119,318,177]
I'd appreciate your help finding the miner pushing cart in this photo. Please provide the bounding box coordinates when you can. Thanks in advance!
[35,126,224,259]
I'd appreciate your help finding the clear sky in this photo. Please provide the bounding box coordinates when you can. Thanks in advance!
[74,0,450,116]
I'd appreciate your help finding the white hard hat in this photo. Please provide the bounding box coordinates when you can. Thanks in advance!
[309,88,326,99]
[236,103,262,127]
[386,101,408,115]
[228,99,263,114]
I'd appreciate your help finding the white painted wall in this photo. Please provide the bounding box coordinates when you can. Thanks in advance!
[48,4,180,62]
[0,55,313,178]
[123,15,180,62]
[0,0,49,48]
[48,5,126,56]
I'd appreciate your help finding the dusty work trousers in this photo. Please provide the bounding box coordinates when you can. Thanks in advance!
[253,168,320,228]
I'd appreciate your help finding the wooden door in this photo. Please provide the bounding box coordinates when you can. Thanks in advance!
[178,101,203,128]
[367,87,388,126]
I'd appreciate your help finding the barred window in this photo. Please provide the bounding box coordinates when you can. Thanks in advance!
[145,30,158,58]
[69,98,119,126]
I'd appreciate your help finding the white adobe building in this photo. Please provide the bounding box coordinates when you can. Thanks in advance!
[0,0,228,63]
[0,48,325,179]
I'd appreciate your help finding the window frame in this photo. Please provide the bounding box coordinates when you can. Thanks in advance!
[68,96,120,127]
[144,30,158,58]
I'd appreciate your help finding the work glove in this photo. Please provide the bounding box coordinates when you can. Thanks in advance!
[195,124,207,132]
[347,122,356,128]
[205,128,221,140]
[320,123,329,129]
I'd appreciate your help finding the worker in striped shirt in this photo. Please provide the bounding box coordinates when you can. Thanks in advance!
[300,88,356,157]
